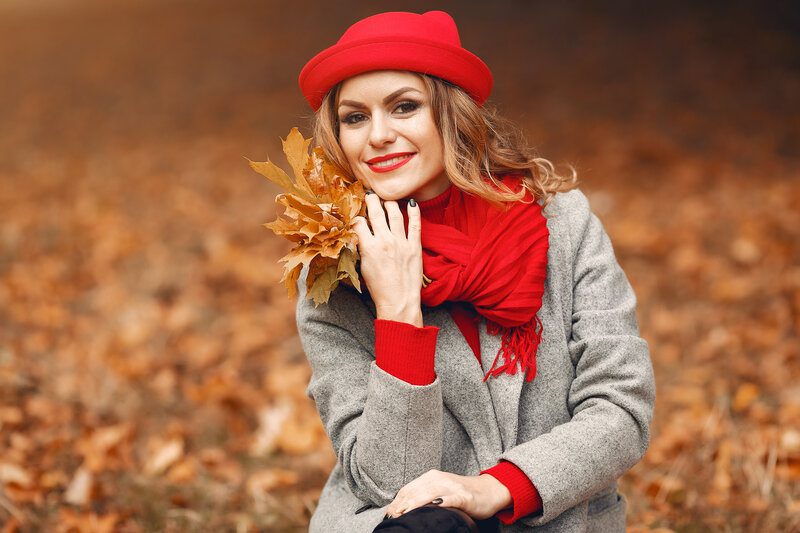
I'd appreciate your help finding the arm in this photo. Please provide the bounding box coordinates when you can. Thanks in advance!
[481,461,542,523]
[374,319,438,385]
[296,275,444,506]
[380,311,545,522]
[499,190,656,525]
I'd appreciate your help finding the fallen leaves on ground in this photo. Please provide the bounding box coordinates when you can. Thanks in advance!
[0,1,797,532]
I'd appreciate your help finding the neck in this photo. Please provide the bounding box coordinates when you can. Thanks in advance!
[416,183,453,223]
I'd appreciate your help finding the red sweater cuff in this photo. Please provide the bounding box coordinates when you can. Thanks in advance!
[374,319,438,386]
[481,461,543,524]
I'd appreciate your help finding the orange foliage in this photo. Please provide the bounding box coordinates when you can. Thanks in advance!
[248,128,365,305]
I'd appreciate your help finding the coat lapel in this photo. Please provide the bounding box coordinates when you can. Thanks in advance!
[423,307,504,469]
[477,318,526,452]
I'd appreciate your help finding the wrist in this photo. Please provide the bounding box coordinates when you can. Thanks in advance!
[479,474,512,514]
[376,303,423,327]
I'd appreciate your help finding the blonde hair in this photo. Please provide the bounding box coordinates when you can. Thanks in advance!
[310,72,578,208]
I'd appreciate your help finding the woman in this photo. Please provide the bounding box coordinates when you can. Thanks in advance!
[294,10,655,533]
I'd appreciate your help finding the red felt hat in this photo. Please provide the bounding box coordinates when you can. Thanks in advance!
[298,10,493,111]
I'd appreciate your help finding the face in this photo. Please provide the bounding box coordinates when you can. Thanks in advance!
[336,70,449,201]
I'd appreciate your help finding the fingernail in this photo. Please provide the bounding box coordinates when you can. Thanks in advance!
[355,503,372,514]
[383,513,390,520]
[409,198,417,207]
[430,498,443,505]
[366,189,374,195]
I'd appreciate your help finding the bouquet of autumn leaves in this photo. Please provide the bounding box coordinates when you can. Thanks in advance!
[248,128,366,306]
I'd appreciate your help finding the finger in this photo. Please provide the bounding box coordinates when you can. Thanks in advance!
[385,490,414,519]
[351,216,373,246]
[385,469,442,517]
[364,191,391,238]
[406,198,421,249]
[388,490,443,518]
[384,201,405,237]
[408,494,445,514]
[384,493,405,518]
[385,508,406,520]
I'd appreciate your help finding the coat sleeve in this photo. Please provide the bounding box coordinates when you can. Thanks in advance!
[295,271,444,506]
[499,189,656,525]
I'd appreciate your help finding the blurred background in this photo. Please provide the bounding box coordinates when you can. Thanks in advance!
[0,0,798,531]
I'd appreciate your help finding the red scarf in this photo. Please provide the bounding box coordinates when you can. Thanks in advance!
[405,175,549,382]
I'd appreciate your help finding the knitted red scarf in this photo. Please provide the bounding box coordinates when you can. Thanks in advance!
[405,175,549,382]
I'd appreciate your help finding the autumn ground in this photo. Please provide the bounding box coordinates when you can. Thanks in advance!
[0,0,798,531]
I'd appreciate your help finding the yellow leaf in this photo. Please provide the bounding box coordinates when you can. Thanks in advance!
[0,462,32,487]
[250,402,292,456]
[317,146,350,182]
[263,218,304,240]
[283,264,303,299]
[57,509,119,533]
[144,437,184,476]
[280,247,318,274]
[308,263,340,306]
[276,193,328,223]
[733,382,760,412]
[304,148,330,198]
[246,157,294,192]
[253,127,365,304]
[247,468,300,497]
[282,127,315,198]
[339,246,361,293]
[64,466,93,506]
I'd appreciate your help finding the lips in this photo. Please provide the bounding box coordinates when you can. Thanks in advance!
[366,152,416,173]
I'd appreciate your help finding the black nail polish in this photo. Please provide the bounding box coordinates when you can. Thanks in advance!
[430,498,443,505]
[355,503,372,514]
[383,514,390,521]
[409,198,417,207]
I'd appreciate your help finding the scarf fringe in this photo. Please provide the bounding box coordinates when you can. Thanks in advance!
[483,314,543,383]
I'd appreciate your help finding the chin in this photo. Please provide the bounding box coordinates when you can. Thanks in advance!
[375,190,408,201]
[368,182,412,201]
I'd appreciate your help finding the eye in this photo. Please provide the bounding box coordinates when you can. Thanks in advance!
[341,112,366,125]
[395,101,420,114]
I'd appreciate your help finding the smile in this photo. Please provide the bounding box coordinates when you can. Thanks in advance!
[367,154,416,173]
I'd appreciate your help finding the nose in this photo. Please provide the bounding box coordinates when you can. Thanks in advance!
[368,112,396,148]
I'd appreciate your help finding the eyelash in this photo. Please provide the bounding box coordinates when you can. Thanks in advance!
[340,101,420,125]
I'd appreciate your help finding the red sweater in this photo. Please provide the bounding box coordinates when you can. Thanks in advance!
[373,186,543,524]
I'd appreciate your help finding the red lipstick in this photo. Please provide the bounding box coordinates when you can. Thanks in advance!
[366,152,416,173]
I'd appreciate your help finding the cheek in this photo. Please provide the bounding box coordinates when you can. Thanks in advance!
[338,135,370,183]
[411,120,443,165]
[420,133,444,170]
[338,133,359,165]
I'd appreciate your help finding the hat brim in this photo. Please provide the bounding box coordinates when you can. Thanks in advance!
[299,36,493,111]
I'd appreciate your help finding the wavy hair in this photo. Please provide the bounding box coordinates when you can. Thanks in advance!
[310,72,578,208]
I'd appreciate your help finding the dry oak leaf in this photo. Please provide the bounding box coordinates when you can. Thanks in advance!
[64,466,94,506]
[247,468,300,498]
[248,127,365,306]
[56,508,119,533]
[0,462,32,488]
[75,423,134,473]
[143,436,184,476]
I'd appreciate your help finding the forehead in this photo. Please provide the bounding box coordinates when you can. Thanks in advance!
[338,70,426,102]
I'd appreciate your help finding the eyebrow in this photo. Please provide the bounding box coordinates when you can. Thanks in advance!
[337,87,423,110]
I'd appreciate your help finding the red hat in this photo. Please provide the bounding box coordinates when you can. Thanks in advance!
[298,10,493,111]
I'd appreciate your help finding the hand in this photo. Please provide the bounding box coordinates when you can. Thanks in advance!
[384,469,512,521]
[352,191,424,326]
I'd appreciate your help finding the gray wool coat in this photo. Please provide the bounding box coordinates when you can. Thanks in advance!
[295,188,656,532]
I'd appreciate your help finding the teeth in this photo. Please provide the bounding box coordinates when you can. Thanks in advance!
[371,155,411,168]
